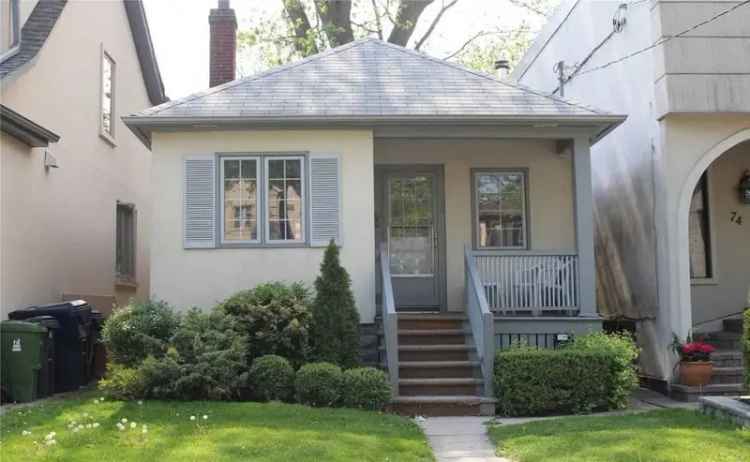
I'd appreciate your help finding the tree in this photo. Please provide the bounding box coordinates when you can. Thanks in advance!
[310,240,360,368]
[238,0,559,75]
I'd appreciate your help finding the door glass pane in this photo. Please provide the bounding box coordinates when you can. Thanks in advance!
[389,175,434,276]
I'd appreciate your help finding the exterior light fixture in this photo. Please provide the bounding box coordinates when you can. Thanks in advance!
[739,170,750,204]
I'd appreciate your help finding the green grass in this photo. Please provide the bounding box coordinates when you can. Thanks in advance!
[488,409,750,462]
[0,392,433,461]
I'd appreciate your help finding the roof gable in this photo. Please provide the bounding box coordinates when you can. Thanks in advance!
[135,38,606,119]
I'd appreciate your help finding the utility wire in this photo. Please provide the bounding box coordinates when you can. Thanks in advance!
[576,0,750,77]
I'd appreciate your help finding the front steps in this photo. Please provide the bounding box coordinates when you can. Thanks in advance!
[671,321,747,402]
[385,313,496,416]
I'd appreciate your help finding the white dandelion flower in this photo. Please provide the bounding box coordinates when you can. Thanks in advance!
[130,422,136,429]
[203,415,208,420]
[190,416,196,421]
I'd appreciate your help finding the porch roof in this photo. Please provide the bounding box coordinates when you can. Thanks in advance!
[124,38,624,146]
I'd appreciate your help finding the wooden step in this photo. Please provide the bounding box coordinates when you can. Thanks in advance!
[390,395,496,417]
[398,314,466,330]
[397,344,474,362]
[399,360,480,379]
[398,329,467,345]
[709,366,746,385]
[670,383,747,402]
[712,350,745,368]
[399,378,483,396]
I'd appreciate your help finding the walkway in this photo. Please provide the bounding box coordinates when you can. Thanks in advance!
[419,416,509,462]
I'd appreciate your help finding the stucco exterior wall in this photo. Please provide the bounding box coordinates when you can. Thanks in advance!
[374,138,576,310]
[0,1,153,317]
[149,130,377,322]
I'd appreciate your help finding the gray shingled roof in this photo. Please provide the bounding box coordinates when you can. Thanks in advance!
[132,38,610,120]
[0,0,66,79]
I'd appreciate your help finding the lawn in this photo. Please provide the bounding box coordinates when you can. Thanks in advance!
[0,392,434,461]
[489,409,750,462]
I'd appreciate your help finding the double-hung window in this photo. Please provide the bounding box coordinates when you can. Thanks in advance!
[473,170,528,249]
[220,155,304,244]
[116,202,136,283]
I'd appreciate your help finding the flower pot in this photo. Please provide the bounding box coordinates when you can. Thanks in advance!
[679,361,713,386]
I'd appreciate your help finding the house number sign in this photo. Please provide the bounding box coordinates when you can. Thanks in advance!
[730,211,743,226]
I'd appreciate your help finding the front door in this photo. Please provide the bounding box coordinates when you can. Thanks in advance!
[380,166,445,310]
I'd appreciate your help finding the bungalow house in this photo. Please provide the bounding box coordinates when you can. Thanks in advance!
[0,0,167,318]
[513,0,749,400]
[123,1,624,415]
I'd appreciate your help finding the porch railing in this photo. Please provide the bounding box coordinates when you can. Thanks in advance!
[471,250,579,315]
[379,243,399,397]
[464,245,495,398]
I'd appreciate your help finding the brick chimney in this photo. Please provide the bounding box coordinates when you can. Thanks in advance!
[209,0,237,87]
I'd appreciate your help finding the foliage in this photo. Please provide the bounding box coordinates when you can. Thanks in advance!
[566,332,639,409]
[249,355,295,402]
[745,309,750,387]
[494,348,614,416]
[98,363,145,401]
[217,282,311,367]
[101,299,180,367]
[295,362,343,407]
[339,367,391,411]
[488,408,750,462]
[0,391,435,462]
[310,241,360,368]
[671,333,716,362]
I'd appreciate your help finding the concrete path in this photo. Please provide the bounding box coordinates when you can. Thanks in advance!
[418,417,510,462]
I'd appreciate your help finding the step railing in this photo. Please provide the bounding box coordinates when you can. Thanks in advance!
[379,243,399,397]
[472,250,579,315]
[464,245,495,398]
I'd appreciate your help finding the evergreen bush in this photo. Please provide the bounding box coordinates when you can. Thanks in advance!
[295,362,343,407]
[249,355,295,402]
[339,367,391,411]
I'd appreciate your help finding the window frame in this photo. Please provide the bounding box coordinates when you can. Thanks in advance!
[219,155,261,245]
[470,168,530,251]
[0,0,21,61]
[99,45,116,145]
[115,202,137,285]
[689,171,719,285]
[264,155,306,245]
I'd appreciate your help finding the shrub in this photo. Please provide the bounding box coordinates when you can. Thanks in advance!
[744,309,750,388]
[566,332,639,409]
[101,299,180,367]
[295,362,343,407]
[339,367,391,411]
[494,348,612,416]
[217,282,311,367]
[136,352,182,399]
[98,363,145,400]
[249,355,295,402]
[310,241,360,368]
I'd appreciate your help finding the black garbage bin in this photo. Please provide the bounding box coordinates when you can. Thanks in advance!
[89,311,107,381]
[22,316,59,398]
[9,300,92,392]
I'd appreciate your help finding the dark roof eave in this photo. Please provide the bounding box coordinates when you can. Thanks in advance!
[1,104,60,147]
[123,0,167,105]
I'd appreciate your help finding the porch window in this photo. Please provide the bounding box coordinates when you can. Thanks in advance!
[116,202,136,283]
[473,170,528,249]
[221,157,259,243]
[689,173,712,279]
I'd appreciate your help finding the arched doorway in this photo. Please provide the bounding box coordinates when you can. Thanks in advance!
[676,129,750,335]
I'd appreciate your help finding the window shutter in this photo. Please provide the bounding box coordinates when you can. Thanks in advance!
[184,155,216,248]
[309,155,341,246]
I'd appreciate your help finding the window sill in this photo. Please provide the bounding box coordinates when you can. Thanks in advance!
[115,279,138,290]
[691,278,719,286]
[99,131,117,147]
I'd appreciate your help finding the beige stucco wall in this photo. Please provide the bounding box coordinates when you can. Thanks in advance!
[690,141,750,331]
[375,138,576,310]
[150,130,377,322]
[0,0,153,317]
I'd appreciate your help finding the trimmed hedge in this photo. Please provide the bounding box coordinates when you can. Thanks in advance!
[295,362,343,407]
[249,355,295,402]
[494,348,614,416]
[340,367,391,411]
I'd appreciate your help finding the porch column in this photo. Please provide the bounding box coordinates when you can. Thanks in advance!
[572,136,597,317]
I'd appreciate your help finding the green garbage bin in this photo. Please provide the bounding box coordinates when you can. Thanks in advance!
[1,321,46,403]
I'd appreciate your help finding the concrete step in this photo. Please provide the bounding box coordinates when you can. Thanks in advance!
[390,395,496,417]
[712,350,745,368]
[670,383,747,402]
[723,318,744,334]
[398,329,468,345]
[399,360,480,379]
[709,367,746,385]
[399,378,483,396]
[397,344,474,362]
[700,333,743,350]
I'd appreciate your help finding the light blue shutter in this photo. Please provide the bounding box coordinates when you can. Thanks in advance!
[184,155,216,248]
[309,155,341,246]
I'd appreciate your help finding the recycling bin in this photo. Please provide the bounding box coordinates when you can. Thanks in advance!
[23,316,60,397]
[89,311,107,380]
[0,321,46,402]
[9,300,92,392]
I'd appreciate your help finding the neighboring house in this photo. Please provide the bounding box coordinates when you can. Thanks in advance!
[513,0,749,398]
[123,1,623,415]
[0,0,167,318]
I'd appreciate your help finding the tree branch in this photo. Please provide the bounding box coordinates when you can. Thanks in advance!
[414,0,459,50]
[387,0,435,46]
[442,29,524,60]
[370,0,384,39]
[282,0,319,55]
[314,0,355,47]
[508,0,550,17]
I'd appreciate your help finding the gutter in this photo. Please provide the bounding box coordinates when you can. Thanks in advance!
[1,104,60,147]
